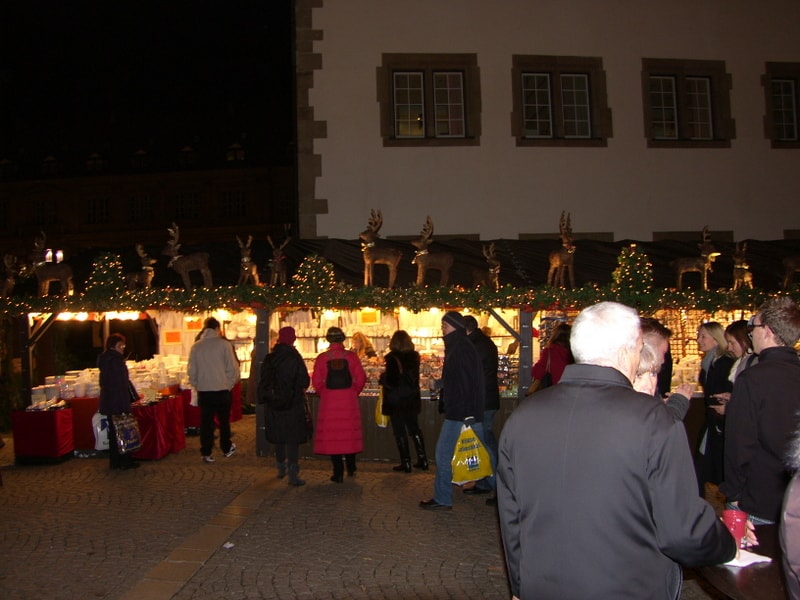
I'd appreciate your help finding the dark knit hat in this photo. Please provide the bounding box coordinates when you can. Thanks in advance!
[278,326,296,345]
[442,311,466,330]
[326,326,346,343]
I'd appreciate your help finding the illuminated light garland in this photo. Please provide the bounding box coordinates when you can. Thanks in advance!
[0,251,796,318]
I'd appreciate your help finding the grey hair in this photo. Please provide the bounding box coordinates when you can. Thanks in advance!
[571,302,641,367]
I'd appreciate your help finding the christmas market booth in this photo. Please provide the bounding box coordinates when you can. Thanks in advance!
[1,238,798,465]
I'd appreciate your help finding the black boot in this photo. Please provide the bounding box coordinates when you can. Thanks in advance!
[345,453,357,477]
[411,433,429,471]
[288,463,305,487]
[393,436,412,472]
[330,455,344,483]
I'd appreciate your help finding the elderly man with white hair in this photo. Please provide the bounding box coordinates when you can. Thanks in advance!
[497,301,735,600]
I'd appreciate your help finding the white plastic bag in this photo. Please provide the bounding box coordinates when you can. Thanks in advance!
[92,412,109,451]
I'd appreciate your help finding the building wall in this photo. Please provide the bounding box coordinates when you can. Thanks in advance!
[297,0,800,241]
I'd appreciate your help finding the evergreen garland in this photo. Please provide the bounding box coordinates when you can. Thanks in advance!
[0,249,792,318]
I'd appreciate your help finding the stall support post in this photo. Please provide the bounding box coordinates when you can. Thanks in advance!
[486,308,533,403]
[17,315,32,406]
[18,313,57,407]
[252,309,270,457]
[517,310,533,401]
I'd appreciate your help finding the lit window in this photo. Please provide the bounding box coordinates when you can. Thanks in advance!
[379,53,480,147]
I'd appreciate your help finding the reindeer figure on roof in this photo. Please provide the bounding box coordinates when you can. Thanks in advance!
[236,235,260,286]
[126,244,157,290]
[732,242,753,290]
[411,216,454,287]
[783,255,800,289]
[359,209,402,288]
[163,223,212,290]
[670,226,720,291]
[267,235,290,286]
[547,212,576,288]
[472,242,501,290]
[2,254,19,297]
[30,231,74,296]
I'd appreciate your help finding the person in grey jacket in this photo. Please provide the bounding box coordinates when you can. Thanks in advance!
[498,302,735,600]
[188,317,240,463]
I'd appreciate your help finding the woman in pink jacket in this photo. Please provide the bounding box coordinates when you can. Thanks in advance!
[312,327,366,482]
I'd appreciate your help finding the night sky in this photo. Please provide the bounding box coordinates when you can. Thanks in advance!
[0,1,293,166]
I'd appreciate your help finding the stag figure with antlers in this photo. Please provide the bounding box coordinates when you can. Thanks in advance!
[267,235,290,286]
[163,223,212,291]
[782,256,800,289]
[30,232,74,296]
[126,244,157,290]
[670,226,720,291]
[2,254,19,297]
[732,242,753,290]
[472,242,501,290]
[359,209,402,288]
[411,216,454,287]
[236,235,260,286]
[547,212,576,288]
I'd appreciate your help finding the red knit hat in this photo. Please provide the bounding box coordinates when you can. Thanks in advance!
[278,326,297,345]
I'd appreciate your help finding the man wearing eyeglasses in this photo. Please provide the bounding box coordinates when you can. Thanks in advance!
[720,297,800,525]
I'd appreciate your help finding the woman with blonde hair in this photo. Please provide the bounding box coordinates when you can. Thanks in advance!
[694,321,734,497]
[350,331,377,359]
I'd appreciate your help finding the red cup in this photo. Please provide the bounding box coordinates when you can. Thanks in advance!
[722,509,747,548]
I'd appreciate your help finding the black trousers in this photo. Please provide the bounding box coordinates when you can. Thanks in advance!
[199,389,233,457]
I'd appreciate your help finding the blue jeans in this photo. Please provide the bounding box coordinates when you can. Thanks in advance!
[434,419,485,506]
[477,409,498,491]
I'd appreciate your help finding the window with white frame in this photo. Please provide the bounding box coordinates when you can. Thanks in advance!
[379,53,480,146]
[512,55,611,147]
[763,62,800,147]
[642,58,733,148]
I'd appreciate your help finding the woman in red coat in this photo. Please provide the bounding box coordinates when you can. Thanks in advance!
[312,327,367,482]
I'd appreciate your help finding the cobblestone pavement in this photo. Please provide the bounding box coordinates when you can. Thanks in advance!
[0,416,721,599]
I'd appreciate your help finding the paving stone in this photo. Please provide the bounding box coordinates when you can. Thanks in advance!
[0,415,720,599]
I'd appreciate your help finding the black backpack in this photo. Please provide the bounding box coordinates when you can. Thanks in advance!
[259,353,292,410]
[325,352,353,389]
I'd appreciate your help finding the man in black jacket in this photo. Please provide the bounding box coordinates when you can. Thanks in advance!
[420,311,485,511]
[721,296,800,524]
[463,315,499,500]
[498,301,735,599]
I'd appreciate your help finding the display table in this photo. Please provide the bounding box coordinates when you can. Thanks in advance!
[11,409,74,460]
[69,396,101,450]
[699,524,786,600]
[182,382,243,430]
[131,395,185,460]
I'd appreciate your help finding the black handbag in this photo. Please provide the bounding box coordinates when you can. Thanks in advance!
[128,381,140,403]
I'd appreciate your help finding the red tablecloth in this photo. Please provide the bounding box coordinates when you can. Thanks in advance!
[12,409,74,458]
[165,393,185,453]
[182,382,242,428]
[131,394,185,460]
[69,396,100,450]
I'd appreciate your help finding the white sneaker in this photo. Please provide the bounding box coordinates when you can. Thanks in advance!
[202,455,215,463]
[224,443,237,458]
